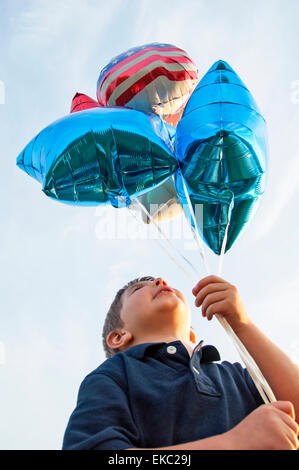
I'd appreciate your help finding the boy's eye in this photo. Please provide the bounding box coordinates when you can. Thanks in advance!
[132,283,150,294]
[132,285,143,293]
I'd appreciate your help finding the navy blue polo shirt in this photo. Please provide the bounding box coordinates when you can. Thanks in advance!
[62,340,263,450]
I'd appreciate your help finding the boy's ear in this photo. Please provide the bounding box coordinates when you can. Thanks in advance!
[189,326,196,344]
[106,329,133,352]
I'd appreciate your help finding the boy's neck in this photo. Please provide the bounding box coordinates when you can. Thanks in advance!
[132,335,195,357]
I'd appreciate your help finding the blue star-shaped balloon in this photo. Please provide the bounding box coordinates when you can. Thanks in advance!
[174,60,267,254]
[16,107,178,209]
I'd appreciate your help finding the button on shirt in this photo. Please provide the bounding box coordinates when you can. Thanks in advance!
[62,340,264,450]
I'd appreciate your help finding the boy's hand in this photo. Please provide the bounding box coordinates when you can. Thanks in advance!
[192,275,250,333]
[225,401,299,450]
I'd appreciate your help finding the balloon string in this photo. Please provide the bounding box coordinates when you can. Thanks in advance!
[134,198,203,279]
[128,177,276,403]
[217,311,275,403]
[127,200,199,282]
[178,169,276,403]
[178,168,211,275]
[217,221,276,404]
[217,213,230,280]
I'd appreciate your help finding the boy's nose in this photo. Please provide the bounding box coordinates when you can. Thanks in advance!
[154,277,168,286]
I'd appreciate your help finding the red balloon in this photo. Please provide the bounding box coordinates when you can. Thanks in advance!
[70,93,101,113]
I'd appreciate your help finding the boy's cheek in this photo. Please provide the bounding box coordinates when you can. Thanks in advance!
[174,289,187,303]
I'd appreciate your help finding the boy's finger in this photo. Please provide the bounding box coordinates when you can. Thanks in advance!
[272,401,296,421]
[201,291,227,315]
[194,283,228,307]
[205,300,227,321]
[192,275,227,296]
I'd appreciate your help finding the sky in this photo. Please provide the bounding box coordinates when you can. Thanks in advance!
[1,0,299,450]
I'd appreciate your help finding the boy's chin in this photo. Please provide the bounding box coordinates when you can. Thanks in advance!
[154,295,179,308]
[154,298,187,317]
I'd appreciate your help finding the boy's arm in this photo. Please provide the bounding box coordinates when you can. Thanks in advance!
[231,319,299,417]
[125,433,229,450]
[192,275,299,421]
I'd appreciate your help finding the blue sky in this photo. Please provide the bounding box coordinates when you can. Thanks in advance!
[1,0,299,449]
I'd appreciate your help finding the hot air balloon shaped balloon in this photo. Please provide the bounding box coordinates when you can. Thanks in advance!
[175,60,268,255]
[16,107,178,208]
[96,42,198,127]
[97,42,198,223]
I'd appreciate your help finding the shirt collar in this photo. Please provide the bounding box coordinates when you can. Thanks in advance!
[125,340,221,363]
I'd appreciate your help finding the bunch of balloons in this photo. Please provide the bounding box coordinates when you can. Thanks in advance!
[16,42,267,255]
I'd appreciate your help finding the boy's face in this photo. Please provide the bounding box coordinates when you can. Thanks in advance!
[119,277,191,341]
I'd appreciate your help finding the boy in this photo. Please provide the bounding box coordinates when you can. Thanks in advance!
[62,275,299,450]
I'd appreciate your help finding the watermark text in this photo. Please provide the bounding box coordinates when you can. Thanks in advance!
[94,202,204,251]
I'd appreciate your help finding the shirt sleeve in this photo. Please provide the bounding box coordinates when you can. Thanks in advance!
[62,372,140,450]
[231,362,265,407]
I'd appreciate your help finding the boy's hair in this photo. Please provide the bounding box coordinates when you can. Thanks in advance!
[102,276,155,359]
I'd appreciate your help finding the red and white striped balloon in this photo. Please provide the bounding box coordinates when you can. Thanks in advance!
[96,42,198,127]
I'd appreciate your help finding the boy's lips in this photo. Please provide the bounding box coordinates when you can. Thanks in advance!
[153,286,176,299]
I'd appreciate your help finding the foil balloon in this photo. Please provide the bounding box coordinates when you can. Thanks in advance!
[96,42,198,127]
[16,107,178,208]
[70,92,102,113]
[69,92,182,221]
[175,60,268,255]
